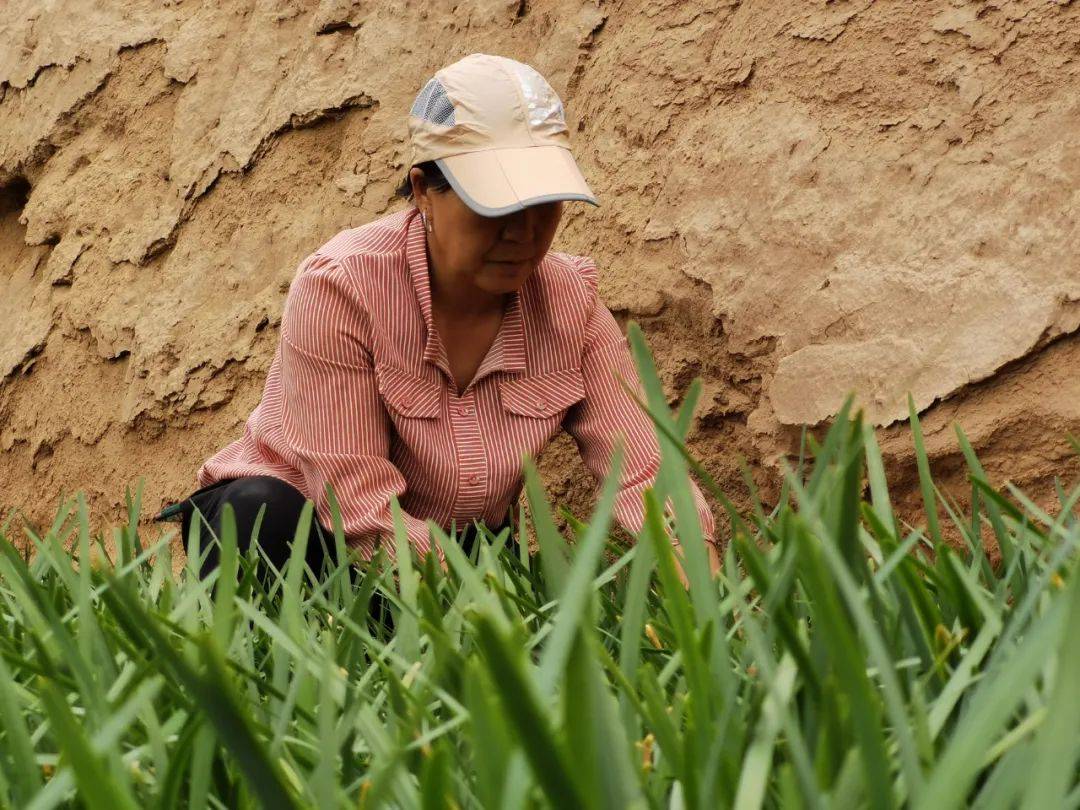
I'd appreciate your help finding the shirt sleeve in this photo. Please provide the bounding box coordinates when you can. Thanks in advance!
[561,259,717,547]
[277,255,439,565]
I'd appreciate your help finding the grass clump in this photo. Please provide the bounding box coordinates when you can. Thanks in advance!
[0,323,1077,809]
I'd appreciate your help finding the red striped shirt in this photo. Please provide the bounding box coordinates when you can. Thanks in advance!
[197,206,715,562]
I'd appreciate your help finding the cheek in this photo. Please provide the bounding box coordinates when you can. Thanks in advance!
[533,223,559,256]
[538,210,562,242]
[449,231,496,270]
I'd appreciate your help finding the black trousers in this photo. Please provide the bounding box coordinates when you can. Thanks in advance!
[153,475,514,587]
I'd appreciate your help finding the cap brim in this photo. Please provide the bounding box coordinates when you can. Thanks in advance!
[435,145,599,217]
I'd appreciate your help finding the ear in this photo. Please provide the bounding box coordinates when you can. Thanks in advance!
[409,167,428,208]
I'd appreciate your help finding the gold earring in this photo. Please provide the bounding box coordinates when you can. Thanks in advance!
[423,211,433,233]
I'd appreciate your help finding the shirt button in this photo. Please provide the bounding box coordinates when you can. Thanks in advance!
[534,398,547,411]
[401,397,413,409]
[467,473,481,485]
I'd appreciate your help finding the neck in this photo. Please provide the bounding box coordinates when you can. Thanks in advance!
[428,249,505,319]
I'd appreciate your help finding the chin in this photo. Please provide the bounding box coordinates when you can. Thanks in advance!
[481,278,527,295]
[481,262,536,293]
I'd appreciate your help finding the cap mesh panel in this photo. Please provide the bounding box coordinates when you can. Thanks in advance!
[410,78,456,126]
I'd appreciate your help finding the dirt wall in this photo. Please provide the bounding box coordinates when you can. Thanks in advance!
[2,0,1078,563]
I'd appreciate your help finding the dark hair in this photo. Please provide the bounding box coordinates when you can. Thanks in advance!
[395,160,451,201]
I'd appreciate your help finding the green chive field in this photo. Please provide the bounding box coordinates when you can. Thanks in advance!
[1,323,1077,809]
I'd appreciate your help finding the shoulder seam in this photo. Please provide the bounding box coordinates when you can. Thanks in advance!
[290,254,376,349]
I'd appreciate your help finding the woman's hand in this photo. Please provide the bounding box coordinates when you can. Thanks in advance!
[672,539,722,590]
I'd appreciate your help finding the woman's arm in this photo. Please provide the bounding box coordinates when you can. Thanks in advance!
[561,266,719,573]
[277,255,440,565]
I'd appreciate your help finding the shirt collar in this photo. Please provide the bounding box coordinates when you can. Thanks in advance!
[404,207,527,387]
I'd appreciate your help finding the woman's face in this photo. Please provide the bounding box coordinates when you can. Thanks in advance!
[411,167,564,297]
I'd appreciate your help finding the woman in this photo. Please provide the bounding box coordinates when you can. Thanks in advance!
[154,53,719,585]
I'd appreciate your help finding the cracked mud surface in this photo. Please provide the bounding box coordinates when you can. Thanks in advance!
[2,0,1078,568]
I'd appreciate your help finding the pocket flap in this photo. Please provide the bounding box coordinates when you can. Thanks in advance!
[376,364,442,418]
[499,368,586,418]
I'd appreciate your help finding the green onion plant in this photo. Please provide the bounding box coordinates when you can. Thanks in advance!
[0,323,1077,809]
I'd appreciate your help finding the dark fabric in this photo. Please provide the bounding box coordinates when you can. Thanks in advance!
[152,476,329,584]
[154,475,514,592]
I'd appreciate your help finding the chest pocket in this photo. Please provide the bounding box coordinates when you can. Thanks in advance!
[499,367,587,420]
[376,363,442,419]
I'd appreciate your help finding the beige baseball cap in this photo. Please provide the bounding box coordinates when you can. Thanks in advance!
[406,53,599,217]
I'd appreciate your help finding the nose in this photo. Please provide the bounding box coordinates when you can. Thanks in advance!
[499,208,537,242]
